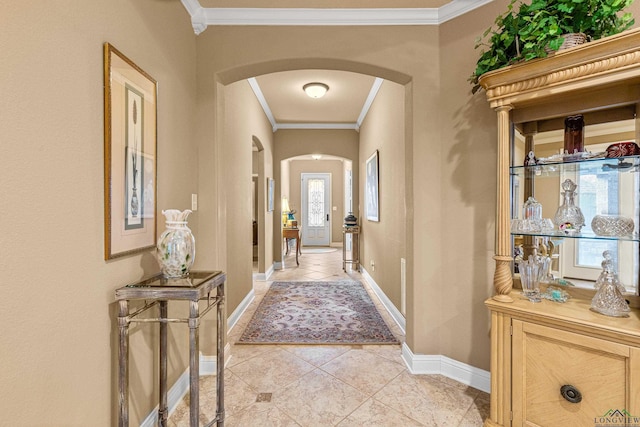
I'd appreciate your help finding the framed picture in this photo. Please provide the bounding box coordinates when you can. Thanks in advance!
[267,178,275,212]
[365,150,379,222]
[104,43,157,260]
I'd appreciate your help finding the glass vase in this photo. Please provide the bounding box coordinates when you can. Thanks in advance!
[553,179,585,235]
[156,209,195,278]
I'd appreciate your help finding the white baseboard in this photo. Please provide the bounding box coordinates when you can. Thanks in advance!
[274,261,283,270]
[401,343,491,393]
[227,288,255,333]
[252,263,274,281]
[200,342,232,375]
[360,267,406,333]
[361,269,489,393]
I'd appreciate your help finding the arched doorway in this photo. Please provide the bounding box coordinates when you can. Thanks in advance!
[197,58,414,350]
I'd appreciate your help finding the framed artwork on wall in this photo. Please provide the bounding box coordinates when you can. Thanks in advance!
[366,150,379,222]
[267,178,275,212]
[104,43,158,260]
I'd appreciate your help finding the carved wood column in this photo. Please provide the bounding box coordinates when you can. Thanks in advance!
[493,106,514,302]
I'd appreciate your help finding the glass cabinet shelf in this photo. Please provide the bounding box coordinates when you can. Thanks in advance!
[510,154,640,176]
[511,230,640,242]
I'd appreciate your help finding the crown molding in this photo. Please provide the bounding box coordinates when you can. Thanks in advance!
[247,77,278,131]
[199,8,439,27]
[357,78,384,130]
[181,0,493,34]
[277,123,359,131]
[438,0,494,23]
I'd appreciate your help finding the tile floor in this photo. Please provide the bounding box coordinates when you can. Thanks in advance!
[169,247,489,426]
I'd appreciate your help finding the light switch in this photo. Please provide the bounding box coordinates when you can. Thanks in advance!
[191,194,198,211]
[332,206,337,211]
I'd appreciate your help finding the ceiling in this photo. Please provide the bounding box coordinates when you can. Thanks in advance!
[250,70,380,132]
[180,0,490,135]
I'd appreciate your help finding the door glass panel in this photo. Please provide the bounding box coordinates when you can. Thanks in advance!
[307,178,325,227]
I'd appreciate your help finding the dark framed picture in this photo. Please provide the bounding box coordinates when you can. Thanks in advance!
[366,150,379,222]
[267,178,275,212]
[104,43,157,259]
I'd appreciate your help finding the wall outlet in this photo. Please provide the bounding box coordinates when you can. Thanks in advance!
[191,194,198,211]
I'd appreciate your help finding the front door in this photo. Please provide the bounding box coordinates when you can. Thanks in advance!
[301,173,331,246]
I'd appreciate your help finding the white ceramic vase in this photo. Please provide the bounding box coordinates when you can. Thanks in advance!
[156,209,195,278]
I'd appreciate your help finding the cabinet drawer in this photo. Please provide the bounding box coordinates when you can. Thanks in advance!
[512,321,634,427]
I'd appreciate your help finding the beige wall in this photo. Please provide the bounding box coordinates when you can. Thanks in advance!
[0,1,198,425]
[222,80,275,312]
[437,0,510,369]
[289,159,345,243]
[359,80,407,311]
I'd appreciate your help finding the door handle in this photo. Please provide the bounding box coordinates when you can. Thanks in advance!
[327,214,329,221]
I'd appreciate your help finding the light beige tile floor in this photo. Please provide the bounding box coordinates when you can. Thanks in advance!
[169,248,489,426]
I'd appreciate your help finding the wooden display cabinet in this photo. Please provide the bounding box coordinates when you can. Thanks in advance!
[480,28,640,427]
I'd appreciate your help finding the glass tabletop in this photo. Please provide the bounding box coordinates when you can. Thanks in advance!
[124,271,222,289]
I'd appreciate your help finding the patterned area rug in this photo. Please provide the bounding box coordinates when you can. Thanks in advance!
[238,281,399,345]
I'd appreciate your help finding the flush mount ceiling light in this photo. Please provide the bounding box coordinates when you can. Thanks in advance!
[311,154,322,160]
[303,82,329,99]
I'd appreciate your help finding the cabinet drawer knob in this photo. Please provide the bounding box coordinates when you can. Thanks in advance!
[560,385,582,403]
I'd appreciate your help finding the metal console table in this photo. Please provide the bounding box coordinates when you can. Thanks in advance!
[116,270,226,427]
[342,226,360,271]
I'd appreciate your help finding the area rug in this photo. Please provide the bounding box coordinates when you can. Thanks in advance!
[238,281,399,345]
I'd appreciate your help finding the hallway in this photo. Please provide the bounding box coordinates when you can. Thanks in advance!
[170,249,489,426]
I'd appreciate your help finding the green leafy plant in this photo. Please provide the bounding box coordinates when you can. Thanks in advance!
[470,0,635,93]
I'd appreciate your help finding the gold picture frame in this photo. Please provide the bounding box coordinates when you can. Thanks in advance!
[104,43,157,260]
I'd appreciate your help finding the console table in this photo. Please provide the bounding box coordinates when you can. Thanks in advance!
[283,228,301,265]
[115,270,226,427]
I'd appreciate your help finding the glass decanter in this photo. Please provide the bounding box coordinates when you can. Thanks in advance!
[590,251,630,317]
[553,179,585,234]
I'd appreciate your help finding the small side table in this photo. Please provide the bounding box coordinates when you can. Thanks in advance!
[283,227,302,265]
[343,226,360,271]
[115,271,226,427]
